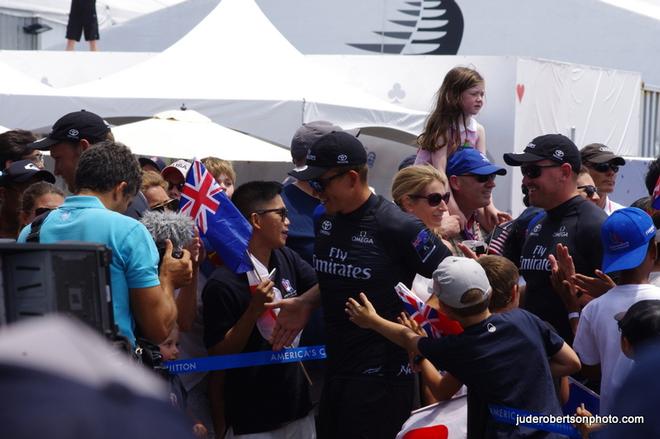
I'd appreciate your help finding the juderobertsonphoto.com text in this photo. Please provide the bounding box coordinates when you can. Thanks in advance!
[515,414,644,426]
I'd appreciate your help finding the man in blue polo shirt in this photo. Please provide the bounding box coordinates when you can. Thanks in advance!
[18,141,192,345]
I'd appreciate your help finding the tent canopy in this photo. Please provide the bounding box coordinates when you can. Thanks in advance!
[0,0,426,146]
[111,109,291,162]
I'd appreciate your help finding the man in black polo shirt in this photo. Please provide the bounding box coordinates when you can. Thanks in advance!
[272,132,452,438]
[503,134,607,343]
[202,181,318,437]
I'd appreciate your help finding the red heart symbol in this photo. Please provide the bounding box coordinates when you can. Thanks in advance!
[516,84,525,102]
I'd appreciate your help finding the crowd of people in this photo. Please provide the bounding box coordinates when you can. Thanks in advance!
[2,65,660,439]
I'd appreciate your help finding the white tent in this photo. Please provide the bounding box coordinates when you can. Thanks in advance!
[112,109,291,162]
[0,0,426,146]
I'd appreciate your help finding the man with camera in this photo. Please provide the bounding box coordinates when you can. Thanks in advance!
[17,141,192,346]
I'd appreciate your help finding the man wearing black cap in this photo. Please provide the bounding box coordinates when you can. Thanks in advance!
[0,160,55,239]
[282,121,341,263]
[30,110,150,220]
[503,134,607,343]
[580,143,626,215]
[270,131,452,438]
[29,110,112,193]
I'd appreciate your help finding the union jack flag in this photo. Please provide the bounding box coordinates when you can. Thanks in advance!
[179,159,253,273]
[653,175,660,209]
[180,160,223,234]
[395,283,462,338]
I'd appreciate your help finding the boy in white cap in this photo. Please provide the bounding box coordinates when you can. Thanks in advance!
[346,256,581,438]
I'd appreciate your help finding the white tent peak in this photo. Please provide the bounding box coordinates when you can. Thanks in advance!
[154,109,213,123]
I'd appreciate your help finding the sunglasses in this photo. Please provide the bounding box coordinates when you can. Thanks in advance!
[151,198,179,212]
[254,207,288,221]
[34,207,54,216]
[521,163,562,179]
[168,182,185,192]
[577,185,598,198]
[465,174,497,183]
[588,162,619,173]
[309,169,351,193]
[409,192,451,207]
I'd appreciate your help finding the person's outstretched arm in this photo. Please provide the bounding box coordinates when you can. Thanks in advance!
[345,292,423,355]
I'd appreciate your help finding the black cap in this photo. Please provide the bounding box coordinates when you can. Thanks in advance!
[0,160,55,186]
[288,131,367,181]
[503,134,581,172]
[29,110,110,151]
[581,143,626,166]
[615,300,660,346]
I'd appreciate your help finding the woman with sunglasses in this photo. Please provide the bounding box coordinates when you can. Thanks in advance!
[580,143,626,215]
[392,165,452,241]
[392,165,455,301]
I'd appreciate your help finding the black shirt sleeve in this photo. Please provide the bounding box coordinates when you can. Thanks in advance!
[202,269,249,349]
[382,210,452,278]
[527,311,565,357]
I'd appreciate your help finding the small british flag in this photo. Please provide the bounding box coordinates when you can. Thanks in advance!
[179,159,253,273]
[395,283,462,337]
[179,160,223,234]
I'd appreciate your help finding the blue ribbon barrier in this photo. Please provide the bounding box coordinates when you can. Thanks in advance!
[489,405,581,438]
[164,344,327,374]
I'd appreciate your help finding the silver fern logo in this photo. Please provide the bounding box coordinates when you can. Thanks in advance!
[348,0,464,55]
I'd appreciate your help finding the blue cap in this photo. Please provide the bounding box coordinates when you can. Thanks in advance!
[601,207,656,273]
[446,147,507,177]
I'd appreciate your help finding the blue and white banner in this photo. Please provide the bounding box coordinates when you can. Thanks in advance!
[164,345,326,374]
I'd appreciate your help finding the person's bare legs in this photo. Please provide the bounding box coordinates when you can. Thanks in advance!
[88,40,98,51]
[65,39,76,51]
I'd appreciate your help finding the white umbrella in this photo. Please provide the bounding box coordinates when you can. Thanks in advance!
[112,109,291,162]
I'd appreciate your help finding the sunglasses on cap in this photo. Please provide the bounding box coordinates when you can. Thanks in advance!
[588,162,619,173]
[151,198,179,212]
[254,207,288,221]
[464,174,497,183]
[308,169,351,193]
[520,163,562,179]
[577,185,598,198]
[408,192,451,207]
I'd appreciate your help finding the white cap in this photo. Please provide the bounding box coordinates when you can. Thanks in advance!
[161,159,191,180]
[430,256,491,309]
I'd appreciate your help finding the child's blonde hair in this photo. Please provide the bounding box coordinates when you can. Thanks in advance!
[418,66,484,154]
[201,157,236,183]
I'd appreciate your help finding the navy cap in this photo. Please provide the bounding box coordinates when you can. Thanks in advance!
[138,156,166,172]
[288,131,366,181]
[0,160,55,186]
[601,207,656,273]
[29,110,110,151]
[290,121,343,163]
[503,134,581,172]
[447,147,507,177]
